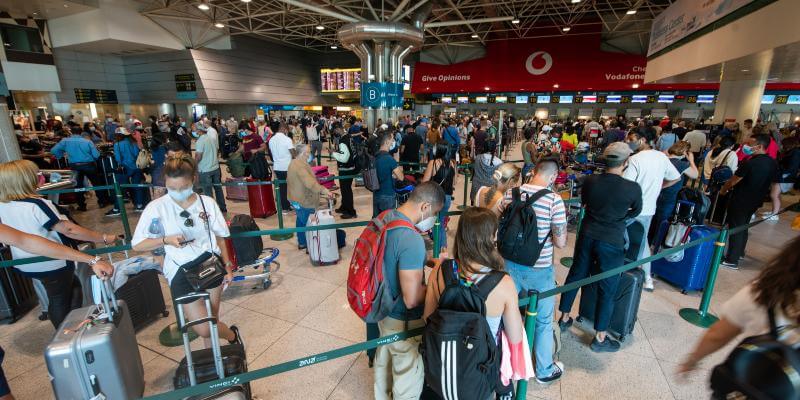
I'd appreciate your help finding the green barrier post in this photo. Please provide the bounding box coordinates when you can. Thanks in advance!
[560,207,585,268]
[114,182,132,240]
[432,219,441,259]
[515,290,539,400]
[458,170,471,210]
[680,228,728,328]
[270,180,293,241]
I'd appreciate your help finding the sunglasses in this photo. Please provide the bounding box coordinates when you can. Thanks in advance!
[179,210,194,227]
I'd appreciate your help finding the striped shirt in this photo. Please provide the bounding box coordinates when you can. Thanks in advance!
[503,184,567,268]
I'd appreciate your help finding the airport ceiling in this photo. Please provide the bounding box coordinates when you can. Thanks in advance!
[135,0,674,52]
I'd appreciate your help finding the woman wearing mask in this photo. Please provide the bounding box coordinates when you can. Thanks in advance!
[422,144,457,252]
[238,123,266,162]
[113,129,146,213]
[131,154,242,347]
[0,160,118,328]
[470,142,503,205]
[422,207,525,398]
[475,163,522,216]
[83,122,103,143]
[287,144,333,250]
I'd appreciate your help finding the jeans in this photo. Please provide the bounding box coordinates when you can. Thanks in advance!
[633,214,653,281]
[310,140,322,164]
[504,261,556,379]
[650,192,678,245]
[274,170,291,210]
[373,194,396,218]
[725,203,758,263]
[199,168,227,212]
[32,278,48,313]
[291,201,315,248]
[558,234,625,332]
[71,162,112,207]
[38,266,81,328]
[115,168,145,208]
[339,176,356,215]
[434,194,451,249]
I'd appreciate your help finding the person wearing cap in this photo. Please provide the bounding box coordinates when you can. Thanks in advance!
[50,126,113,212]
[556,142,643,353]
[112,128,146,215]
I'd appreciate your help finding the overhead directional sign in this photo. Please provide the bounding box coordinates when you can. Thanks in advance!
[360,82,405,108]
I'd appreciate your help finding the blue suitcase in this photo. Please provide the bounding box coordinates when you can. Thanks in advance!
[652,222,718,293]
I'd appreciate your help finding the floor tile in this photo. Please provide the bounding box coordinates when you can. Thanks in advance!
[7,363,54,400]
[218,304,293,362]
[298,286,365,343]
[142,354,180,397]
[326,353,373,400]
[236,272,338,323]
[658,359,713,400]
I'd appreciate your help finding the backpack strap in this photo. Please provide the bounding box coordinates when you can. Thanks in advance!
[768,307,779,338]
[523,188,552,208]
[474,270,505,300]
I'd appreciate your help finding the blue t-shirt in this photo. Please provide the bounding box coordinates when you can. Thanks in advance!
[375,152,397,197]
[443,126,459,146]
[382,211,426,320]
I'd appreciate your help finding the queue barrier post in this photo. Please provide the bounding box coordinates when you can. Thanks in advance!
[680,227,728,328]
[458,170,471,210]
[114,182,133,240]
[560,206,585,268]
[270,180,293,241]
[515,289,539,400]
[432,219,441,259]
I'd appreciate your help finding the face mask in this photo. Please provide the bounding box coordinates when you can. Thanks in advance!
[550,137,558,143]
[89,127,96,132]
[415,208,436,232]
[106,118,113,122]
[181,122,187,127]
[239,130,247,138]
[742,145,754,155]
[167,187,194,203]
[628,141,640,152]
[191,131,199,138]
[390,140,398,151]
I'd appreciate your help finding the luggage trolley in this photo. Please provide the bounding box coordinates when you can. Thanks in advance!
[227,248,281,290]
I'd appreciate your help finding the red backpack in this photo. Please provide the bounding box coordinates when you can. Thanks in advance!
[347,210,416,322]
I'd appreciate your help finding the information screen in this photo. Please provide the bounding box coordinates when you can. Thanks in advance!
[658,95,674,103]
[761,95,775,104]
[476,96,488,104]
[597,95,608,103]
[537,95,551,103]
[74,89,118,104]
[686,95,698,104]
[696,95,715,103]
[441,96,453,104]
[516,95,529,104]
[632,95,647,103]
[320,68,361,92]
[788,95,800,105]
[582,95,597,103]
[558,95,573,104]
[620,95,632,104]
[496,96,508,103]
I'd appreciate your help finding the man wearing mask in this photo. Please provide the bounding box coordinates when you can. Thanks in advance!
[373,131,404,217]
[330,128,358,219]
[194,124,227,213]
[170,117,191,153]
[720,134,781,269]
[51,126,113,212]
[103,114,119,143]
[373,182,444,400]
[622,132,681,291]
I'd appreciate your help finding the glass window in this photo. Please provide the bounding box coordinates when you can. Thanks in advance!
[0,24,44,54]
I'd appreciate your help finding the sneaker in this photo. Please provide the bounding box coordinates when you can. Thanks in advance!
[38,312,48,321]
[535,361,564,384]
[298,245,307,251]
[721,260,739,270]
[334,207,343,214]
[229,325,244,348]
[134,206,145,213]
[105,209,121,217]
[590,337,621,353]
[643,278,654,292]
[341,213,357,220]
[558,317,573,332]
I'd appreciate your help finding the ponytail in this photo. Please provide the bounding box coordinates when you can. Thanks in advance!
[163,153,197,180]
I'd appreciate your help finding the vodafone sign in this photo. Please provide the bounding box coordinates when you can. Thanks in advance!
[525,51,553,76]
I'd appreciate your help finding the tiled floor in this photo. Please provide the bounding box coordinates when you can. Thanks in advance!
[3,142,796,400]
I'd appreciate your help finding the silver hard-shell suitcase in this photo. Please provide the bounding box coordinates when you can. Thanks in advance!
[45,277,144,399]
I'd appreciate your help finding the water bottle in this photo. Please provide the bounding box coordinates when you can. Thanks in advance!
[148,218,166,256]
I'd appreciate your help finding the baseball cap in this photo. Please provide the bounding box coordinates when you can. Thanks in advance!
[603,142,633,162]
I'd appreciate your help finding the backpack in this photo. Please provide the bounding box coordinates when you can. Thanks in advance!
[710,150,734,188]
[136,148,152,170]
[710,308,800,400]
[346,211,416,322]
[226,152,246,178]
[497,187,552,266]
[361,152,382,192]
[676,187,710,225]
[422,260,510,400]
[228,214,263,265]
[249,151,272,180]
[352,139,370,172]
[222,134,240,159]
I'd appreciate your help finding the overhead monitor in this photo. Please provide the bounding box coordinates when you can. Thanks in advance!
[583,95,597,103]
[537,95,551,103]
[761,95,775,104]
[606,95,621,103]
[658,95,674,103]
[476,96,488,104]
[788,95,800,105]
[457,96,469,104]
[559,95,573,104]
[320,68,361,92]
[515,95,529,104]
[441,96,453,104]
[632,95,647,103]
[696,95,715,103]
[495,96,508,103]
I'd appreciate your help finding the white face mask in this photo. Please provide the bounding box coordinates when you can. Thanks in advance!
[168,187,194,203]
[415,207,436,232]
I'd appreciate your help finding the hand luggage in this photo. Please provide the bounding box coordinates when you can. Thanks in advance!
[173,292,251,399]
[577,268,644,342]
[228,214,264,266]
[311,165,335,190]
[246,178,276,218]
[115,269,169,331]
[708,190,729,226]
[225,177,248,202]
[45,277,145,400]
[306,199,339,266]
[652,222,718,293]
[0,246,37,323]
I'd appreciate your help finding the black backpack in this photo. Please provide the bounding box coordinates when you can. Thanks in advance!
[249,151,272,180]
[676,187,710,225]
[710,308,800,400]
[497,187,551,266]
[422,260,510,400]
[229,214,263,265]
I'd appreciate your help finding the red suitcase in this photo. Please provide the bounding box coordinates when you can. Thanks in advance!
[225,177,249,201]
[247,178,276,218]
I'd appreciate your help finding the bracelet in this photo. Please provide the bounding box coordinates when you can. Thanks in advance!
[87,256,101,267]
[162,236,166,245]
[102,234,109,246]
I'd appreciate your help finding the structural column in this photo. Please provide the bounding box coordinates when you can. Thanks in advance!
[714,76,767,126]
[0,105,21,163]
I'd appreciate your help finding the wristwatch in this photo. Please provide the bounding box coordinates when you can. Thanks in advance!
[87,256,101,266]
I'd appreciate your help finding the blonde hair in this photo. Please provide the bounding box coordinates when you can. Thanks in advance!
[484,162,521,206]
[0,160,40,202]
[667,141,690,157]
[164,153,197,180]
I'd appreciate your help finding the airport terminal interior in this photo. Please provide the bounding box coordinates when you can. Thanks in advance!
[1,0,800,399]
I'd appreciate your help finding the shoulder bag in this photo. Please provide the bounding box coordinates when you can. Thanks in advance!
[178,197,227,291]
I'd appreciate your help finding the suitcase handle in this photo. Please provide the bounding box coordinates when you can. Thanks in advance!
[176,292,226,387]
[174,292,211,305]
[91,275,120,323]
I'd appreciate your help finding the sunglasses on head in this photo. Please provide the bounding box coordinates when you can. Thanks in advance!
[179,210,194,227]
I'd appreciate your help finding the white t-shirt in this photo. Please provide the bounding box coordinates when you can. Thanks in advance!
[623,149,681,216]
[269,132,295,171]
[721,283,800,343]
[307,126,319,141]
[206,126,218,142]
[0,198,68,274]
[684,130,707,152]
[132,194,229,283]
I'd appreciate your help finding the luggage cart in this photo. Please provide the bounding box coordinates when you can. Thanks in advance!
[228,248,281,290]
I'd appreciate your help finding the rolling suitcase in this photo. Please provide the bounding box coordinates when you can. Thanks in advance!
[246,178,276,218]
[652,223,718,293]
[45,277,144,400]
[0,245,37,323]
[312,165,335,190]
[173,292,251,399]
[577,268,645,342]
[225,177,249,202]
[306,199,339,266]
[115,269,169,331]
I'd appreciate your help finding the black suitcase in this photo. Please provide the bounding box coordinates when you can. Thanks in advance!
[577,268,645,342]
[114,269,168,331]
[173,292,251,399]
[0,246,37,323]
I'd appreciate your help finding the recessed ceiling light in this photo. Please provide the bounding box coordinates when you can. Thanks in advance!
[330,45,338,49]
[511,19,520,24]
[316,25,325,30]
[632,83,640,88]
[471,33,479,38]
[214,22,224,28]
[562,26,571,32]
[626,9,637,15]
[571,0,581,3]
[484,86,490,90]
[198,2,210,10]
[553,84,559,88]
[741,69,749,72]
[241,0,252,2]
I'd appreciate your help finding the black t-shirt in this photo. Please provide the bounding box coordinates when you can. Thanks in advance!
[580,173,643,247]
[732,154,779,209]
[19,139,43,155]
[673,127,687,141]
[400,132,423,163]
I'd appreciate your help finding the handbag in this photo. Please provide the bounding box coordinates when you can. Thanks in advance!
[178,197,227,291]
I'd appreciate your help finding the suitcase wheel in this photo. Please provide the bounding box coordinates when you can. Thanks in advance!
[262,279,272,290]
[680,290,687,295]
[618,334,627,342]
[576,316,584,323]
[162,310,170,317]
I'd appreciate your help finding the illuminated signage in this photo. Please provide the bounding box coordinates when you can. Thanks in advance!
[321,68,361,92]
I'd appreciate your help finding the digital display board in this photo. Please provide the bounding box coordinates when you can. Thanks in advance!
[529,96,538,104]
[515,95,529,103]
[620,95,632,104]
[74,89,118,104]
[606,95,621,103]
[321,68,361,92]
[788,95,800,105]
[537,95,551,103]
[775,95,789,104]
[559,95,573,104]
[696,94,715,103]
[597,95,608,103]
[441,96,453,104]
[583,95,597,103]
[647,95,658,103]
[686,95,698,104]
[658,95,674,103]
[488,96,496,104]
[632,95,648,103]
[761,95,775,104]
[495,96,508,103]
[457,96,469,104]
[476,96,488,104]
